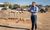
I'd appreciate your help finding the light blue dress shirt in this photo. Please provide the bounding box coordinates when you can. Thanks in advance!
[30,6,39,15]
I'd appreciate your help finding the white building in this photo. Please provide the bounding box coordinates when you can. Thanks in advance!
[0,3,4,4]
[0,3,4,10]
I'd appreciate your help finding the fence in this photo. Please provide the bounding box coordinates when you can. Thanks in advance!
[0,10,31,19]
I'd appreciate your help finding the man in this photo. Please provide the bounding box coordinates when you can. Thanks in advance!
[29,2,39,30]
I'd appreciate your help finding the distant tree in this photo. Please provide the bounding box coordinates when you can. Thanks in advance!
[45,5,50,7]
[21,5,29,8]
[29,5,32,7]
[12,4,20,9]
[9,4,13,9]
[4,2,10,8]
[0,4,4,7]
[14,4,20,8]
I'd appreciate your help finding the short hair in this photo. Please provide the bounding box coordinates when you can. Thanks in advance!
[32,2,36,4]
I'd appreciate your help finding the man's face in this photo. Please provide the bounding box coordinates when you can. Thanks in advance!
[32,3,36,6]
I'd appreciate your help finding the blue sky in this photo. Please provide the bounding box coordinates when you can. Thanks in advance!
[0,0,50,5]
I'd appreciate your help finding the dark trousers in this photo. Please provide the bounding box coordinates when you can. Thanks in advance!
[31,15,37,30]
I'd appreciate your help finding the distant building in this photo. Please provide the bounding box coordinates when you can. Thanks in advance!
[0,3,4,4]
[0,3,4,10]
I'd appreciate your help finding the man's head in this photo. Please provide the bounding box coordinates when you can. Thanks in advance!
[32,2,36,6]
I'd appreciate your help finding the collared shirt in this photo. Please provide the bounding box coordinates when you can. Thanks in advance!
[30,6,39,15]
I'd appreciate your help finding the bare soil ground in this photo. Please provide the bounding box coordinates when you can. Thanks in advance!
[0,10,50,30]
[38,12,50,30]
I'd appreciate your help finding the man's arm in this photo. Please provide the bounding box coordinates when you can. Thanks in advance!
[36,7,39,13]
[30,7,39,13]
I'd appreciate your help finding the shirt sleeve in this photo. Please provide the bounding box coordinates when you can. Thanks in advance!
[30,7,39,13]
[30,7,35,13]
[36,7,39,13]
